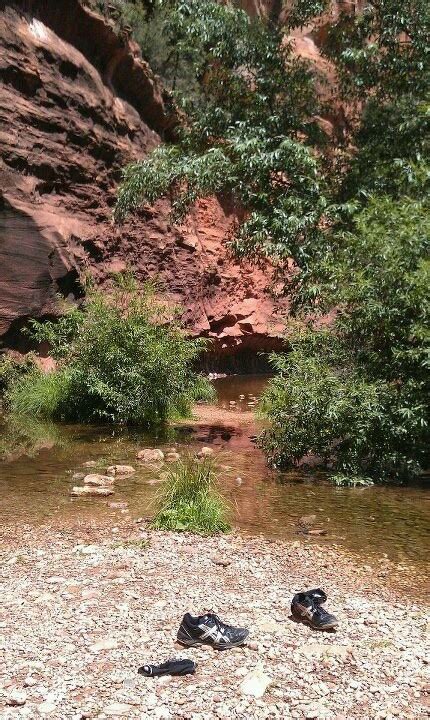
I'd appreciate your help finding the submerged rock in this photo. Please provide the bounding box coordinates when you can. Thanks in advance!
[82,461,97,468]
[83,474,115,486]
[106,465,136,476]
[137,449,164,462]
[71,486,114,497]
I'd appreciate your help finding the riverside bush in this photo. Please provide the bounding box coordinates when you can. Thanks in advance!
[7,277,212,425]
[260,197,429,482]
[152,456,230,534]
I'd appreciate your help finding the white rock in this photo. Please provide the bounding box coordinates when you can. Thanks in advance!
[6,690,27,706]
[38,701,57,714]
[240,668,272,697]
[71,485,114,497]
[104,703,135,716]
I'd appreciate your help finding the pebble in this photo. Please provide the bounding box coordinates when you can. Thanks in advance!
[6,690,27,706]
[38,701,57,714]
[240,668,272,697]
[104,703,135,715]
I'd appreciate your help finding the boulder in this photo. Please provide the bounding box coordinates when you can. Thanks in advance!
[83,474,115,486]
[136,449,164,462]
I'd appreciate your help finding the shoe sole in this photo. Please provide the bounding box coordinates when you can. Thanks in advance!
[177,634,249,650]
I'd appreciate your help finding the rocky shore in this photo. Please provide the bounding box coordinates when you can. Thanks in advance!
[1,522,429,719]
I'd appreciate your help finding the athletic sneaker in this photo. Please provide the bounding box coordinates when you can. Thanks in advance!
[305,588,327,606]
[177,612,249,650]
[291,591,338,630]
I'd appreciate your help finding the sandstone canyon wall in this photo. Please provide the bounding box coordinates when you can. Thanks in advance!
[0,0,287,366]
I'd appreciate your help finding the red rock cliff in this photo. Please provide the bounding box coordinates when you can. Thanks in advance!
[0,0,287,363]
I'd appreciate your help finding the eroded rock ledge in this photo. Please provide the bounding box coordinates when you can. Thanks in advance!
[0,0,287,357]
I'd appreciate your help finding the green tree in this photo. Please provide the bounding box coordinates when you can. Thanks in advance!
[261,197,429,482]
[115,0,330,273]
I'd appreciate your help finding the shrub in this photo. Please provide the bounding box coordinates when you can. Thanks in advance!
[260,197,430,482]
[7,369,72,420]
[7,276,212,425]
[0,354,36,397]
[152,455,230,534]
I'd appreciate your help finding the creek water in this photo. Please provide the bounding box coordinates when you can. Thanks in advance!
[1,375,429,582]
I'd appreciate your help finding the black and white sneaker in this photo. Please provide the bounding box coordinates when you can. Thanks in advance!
[177,612,249,650]
[291,590,338,630]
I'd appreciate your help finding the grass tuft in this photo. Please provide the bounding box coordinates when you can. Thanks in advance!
[152,455,230,535]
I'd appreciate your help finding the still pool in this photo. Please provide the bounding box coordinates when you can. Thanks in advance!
[1,375,429,582]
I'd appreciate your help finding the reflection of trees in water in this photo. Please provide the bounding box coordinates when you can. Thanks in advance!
[0,415,68,462]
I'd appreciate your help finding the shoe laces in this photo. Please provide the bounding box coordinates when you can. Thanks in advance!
[208,612,228,631]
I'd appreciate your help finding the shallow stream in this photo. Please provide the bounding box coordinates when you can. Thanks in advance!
[1,375,429,580]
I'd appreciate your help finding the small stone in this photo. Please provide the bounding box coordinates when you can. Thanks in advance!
[106,465,136,475]
[38,701,57,714]
[6,690,27,706]
[240,668,272,697]
[211,555,231,567]
[79,545,100,554]
[104,703,134,716]
[137,449,164,462]
[24,676,37,687]
[71,486,114,497]
[89,638,118,652]
[83,461,97,467]
[364,616,378,626]
[247,641,260,651]
[83,474,115,487]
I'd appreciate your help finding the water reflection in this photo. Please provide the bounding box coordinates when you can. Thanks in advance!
[0,375,429,576]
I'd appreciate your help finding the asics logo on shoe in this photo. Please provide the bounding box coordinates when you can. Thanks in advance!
[300,605,314,620]
[198,622,229,644]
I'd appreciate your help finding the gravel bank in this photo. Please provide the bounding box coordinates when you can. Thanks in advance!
[1,523,429,719]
